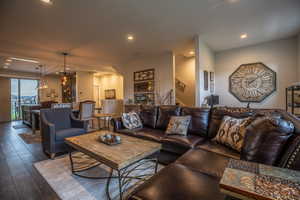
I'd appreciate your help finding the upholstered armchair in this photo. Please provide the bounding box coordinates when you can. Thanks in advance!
[40,108,88,159]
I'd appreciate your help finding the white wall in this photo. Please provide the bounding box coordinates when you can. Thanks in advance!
[298,34,300,81]
[122,52,175,104]
[76,71,94,102]
[175,55,195,106]
[195,36,215,106]
[215,37,298,109]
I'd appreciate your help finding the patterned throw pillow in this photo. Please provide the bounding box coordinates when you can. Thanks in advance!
[121,112,143,129]
[213,116,253,152]
[165,116,191,136]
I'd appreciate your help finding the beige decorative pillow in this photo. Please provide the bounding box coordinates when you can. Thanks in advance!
[213,116,253,152]
[121,112,143,129]
[166,116,191,136]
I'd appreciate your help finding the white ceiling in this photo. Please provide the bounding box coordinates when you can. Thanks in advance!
[0,0,299,73]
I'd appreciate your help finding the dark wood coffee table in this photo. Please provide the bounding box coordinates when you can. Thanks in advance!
[220,159,300,200]
[65,131,161,200]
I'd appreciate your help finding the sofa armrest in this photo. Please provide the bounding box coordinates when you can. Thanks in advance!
[70,113,88,131]
[111,117,125,132]
[280,135,300,171]
[40,113,56,151]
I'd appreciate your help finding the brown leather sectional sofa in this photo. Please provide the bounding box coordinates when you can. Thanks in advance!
[112,105,300,200]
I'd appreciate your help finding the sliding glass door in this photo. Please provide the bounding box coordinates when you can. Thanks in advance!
[11,78,39,121]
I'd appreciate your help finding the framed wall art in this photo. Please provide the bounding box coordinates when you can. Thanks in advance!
[204,70,209,91]
[210,71,215,93]
[175,78,186,93]
[105,89,116,99]
[134,69,155,81]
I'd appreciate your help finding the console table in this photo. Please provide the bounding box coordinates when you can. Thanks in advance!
[220,159,300,200]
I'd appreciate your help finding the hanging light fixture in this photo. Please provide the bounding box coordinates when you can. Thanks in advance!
[61,52,69,86]
[38,65,48,90]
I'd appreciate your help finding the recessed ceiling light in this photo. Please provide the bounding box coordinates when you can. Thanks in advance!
[41,0,53,5]
[226,0,240,3]
[189,51,195,55]
[127,34,134,41]
[240,33,248,39]
[3,66,8,69]
[11,57,39,63]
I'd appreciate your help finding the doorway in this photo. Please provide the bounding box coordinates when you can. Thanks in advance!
[11,78,39,121]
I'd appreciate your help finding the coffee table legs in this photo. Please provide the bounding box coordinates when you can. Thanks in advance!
[68,149,159,200]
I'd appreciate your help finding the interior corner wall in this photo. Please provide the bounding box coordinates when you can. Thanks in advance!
[215,37,298,109]
[0,77,11,122]
[122,52,175,104]
[76,71,94,102]
[195,36,216,106]
[175,55,195,106]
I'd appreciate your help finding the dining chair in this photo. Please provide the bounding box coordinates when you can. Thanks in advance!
[79,100,97,129]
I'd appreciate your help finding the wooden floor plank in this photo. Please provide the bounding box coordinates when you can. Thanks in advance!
[0,121,60,200]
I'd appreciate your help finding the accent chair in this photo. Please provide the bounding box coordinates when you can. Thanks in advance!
[40,108,88,159]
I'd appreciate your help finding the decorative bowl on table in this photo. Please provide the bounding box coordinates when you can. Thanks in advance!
[99,133,121,145]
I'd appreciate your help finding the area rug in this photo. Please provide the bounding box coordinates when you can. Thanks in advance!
[34,152,163,200]
[18,132,42,144]
[13,124,28,129]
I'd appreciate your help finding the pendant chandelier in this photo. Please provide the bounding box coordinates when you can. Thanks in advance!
[61,52,69,86]
[38,64,48,90]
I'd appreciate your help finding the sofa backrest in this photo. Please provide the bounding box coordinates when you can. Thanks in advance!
[241,116,294,166]
[180,107,210,137]
[139,105,158,128]
[207,107,254,138]
[41,108,72,131]
[156,105,181,130]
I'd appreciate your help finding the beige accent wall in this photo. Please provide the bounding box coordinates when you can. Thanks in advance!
[175,55,195,106]
[0,77,11,122]
[122,52,175,104]
[99,74,124,100]
[77,71,94,102]
[215,37,298,109]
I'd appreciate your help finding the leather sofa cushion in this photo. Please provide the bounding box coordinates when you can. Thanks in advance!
[162,135,206,148]
[55,128,85,141]
[181,107,210,137]
[156,105,181,130]
[117,128,165,142]
[207,107,254,138]
[128,164,225,200]
[139,105,158,128]
[176,149,230,178]
[241,116,294,166]
[196,141,240,159]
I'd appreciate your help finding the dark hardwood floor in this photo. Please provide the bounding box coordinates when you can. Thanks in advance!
[0,121,60,200]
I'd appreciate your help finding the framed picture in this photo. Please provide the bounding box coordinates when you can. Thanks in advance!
[175,78,186,92]
[210,71,215,93]
[204,70,209,91]
[105,89,116,99]
[134,69,155,81]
